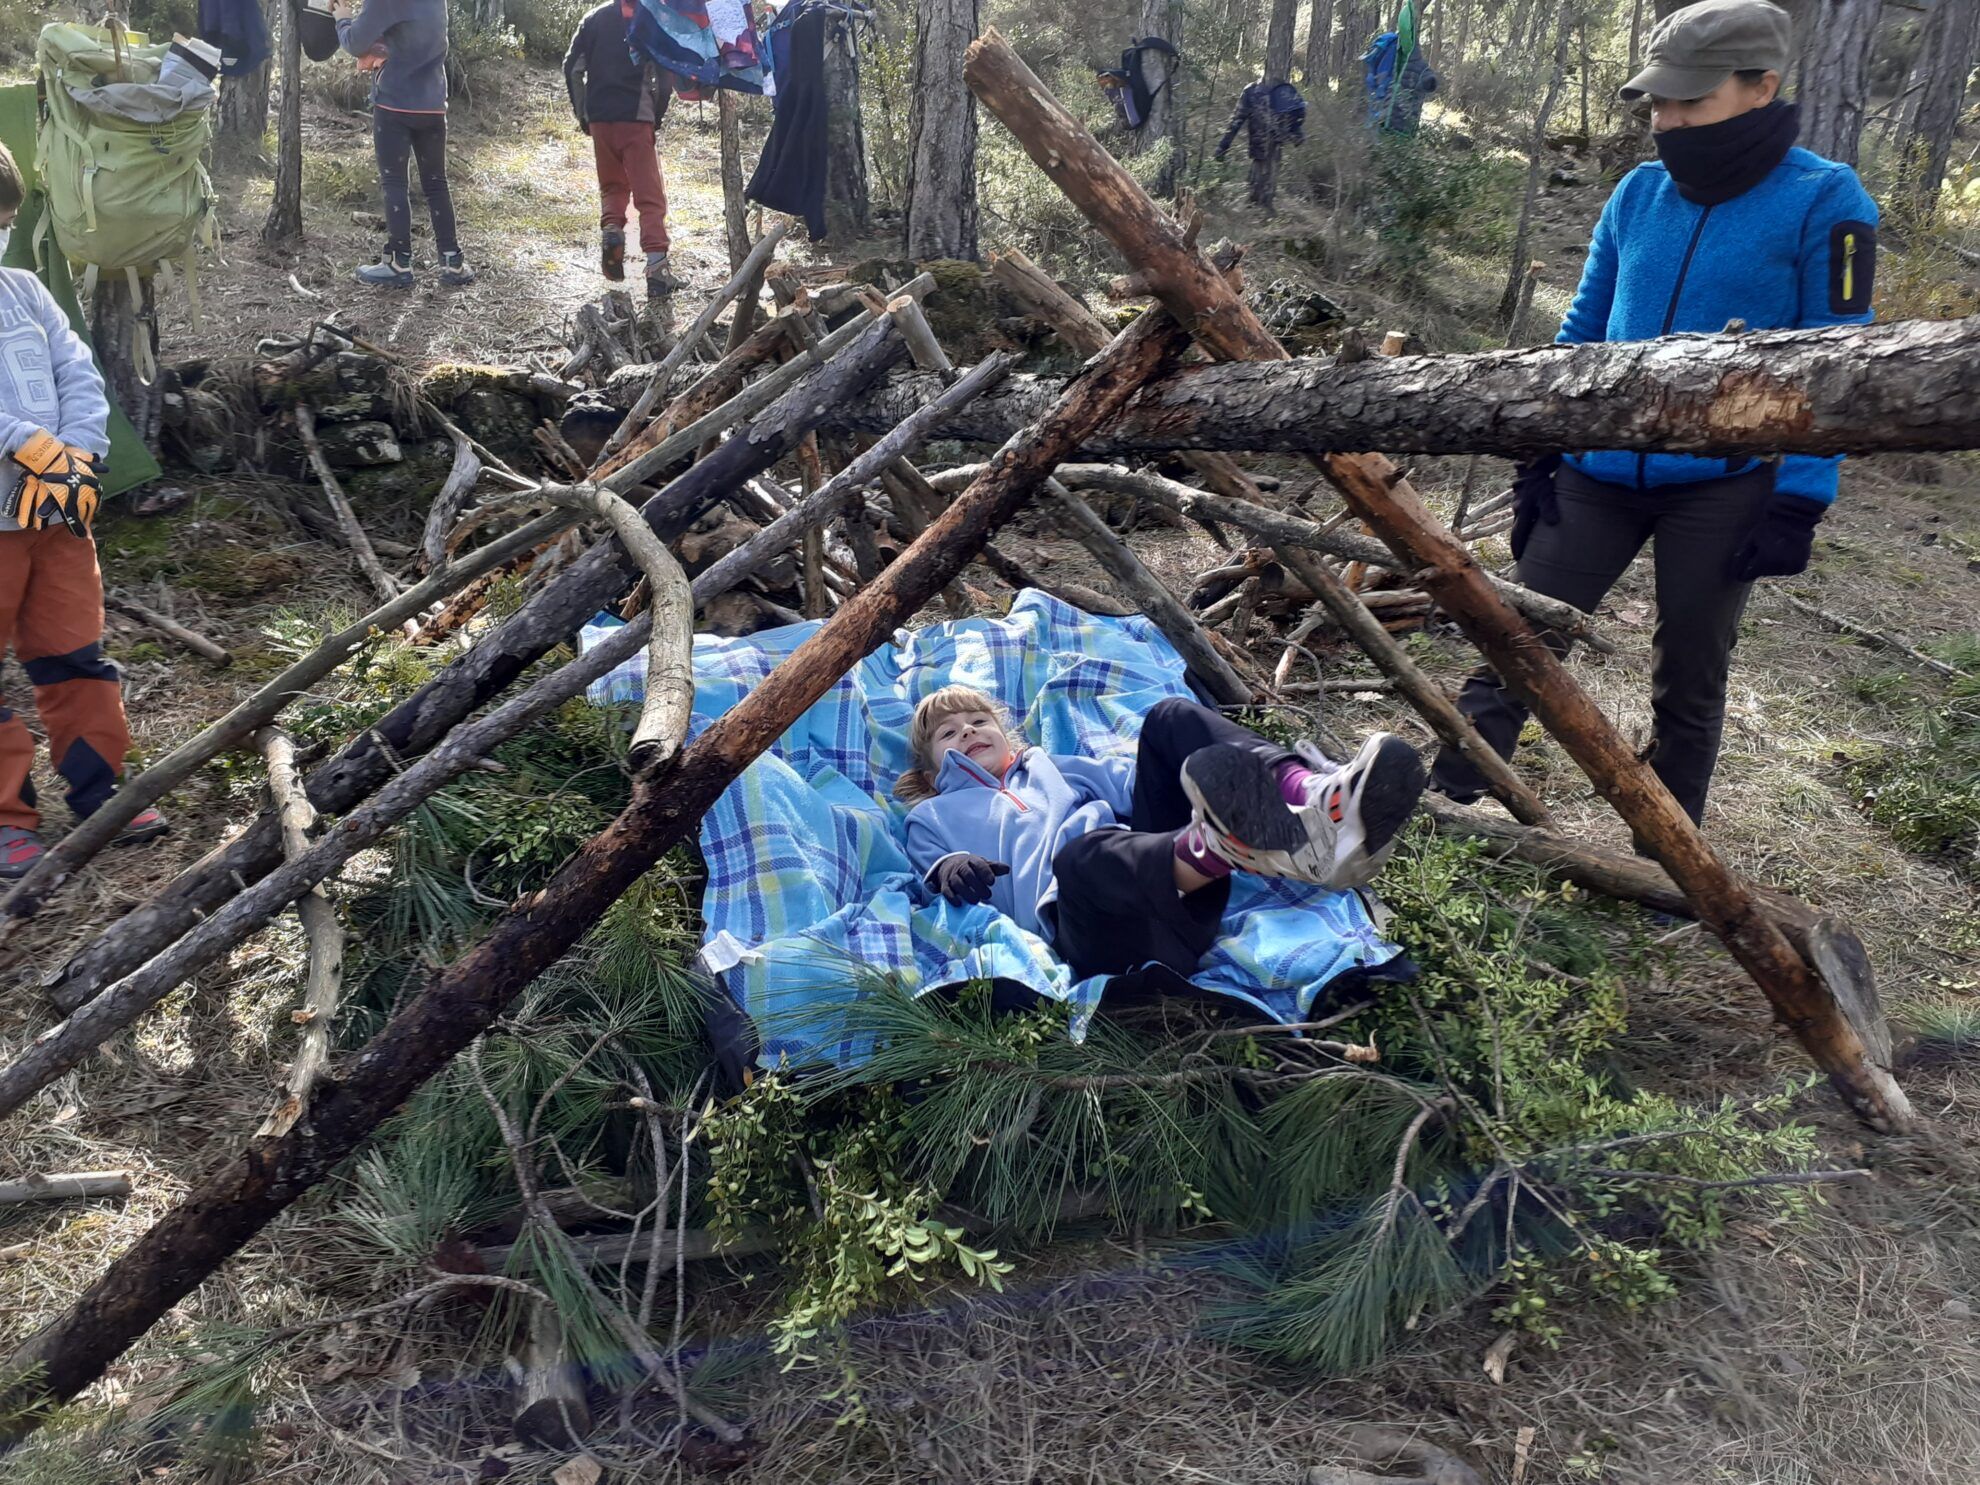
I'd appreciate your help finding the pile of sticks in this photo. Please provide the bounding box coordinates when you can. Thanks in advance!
[3,32,1973,1453]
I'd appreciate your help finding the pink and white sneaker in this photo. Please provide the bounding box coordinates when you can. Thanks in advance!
[0,826,45,881]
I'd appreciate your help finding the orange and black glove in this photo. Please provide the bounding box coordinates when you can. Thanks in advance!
[10,430,103,537]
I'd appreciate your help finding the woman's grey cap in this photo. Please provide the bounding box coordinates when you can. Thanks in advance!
[1619,0,1794,101]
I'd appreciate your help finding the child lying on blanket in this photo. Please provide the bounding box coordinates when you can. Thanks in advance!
[896,689,1427,982]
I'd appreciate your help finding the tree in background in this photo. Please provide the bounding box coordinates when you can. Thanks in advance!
[1798,0,1882,164]
[216,0,275,145]
[1129,0,1189,197]
[263,0,304,242]
[1897,0,1979,215]
[1305,0,1334,88]
[904,0,980,258]
[825,15,872,239]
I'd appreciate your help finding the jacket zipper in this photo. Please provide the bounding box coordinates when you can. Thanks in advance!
[1639,202,1715,490]
[1842,230,1857,303]
[955,752,1029,812]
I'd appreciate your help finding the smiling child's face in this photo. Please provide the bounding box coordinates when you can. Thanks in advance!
[928,709,1012,773]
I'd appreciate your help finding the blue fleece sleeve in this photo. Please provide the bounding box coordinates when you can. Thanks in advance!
[1051,754,1137,820]
[1777,169,1880,508]
[1555,176,1626,345]
[37,278,109,458]
[903,805,965,882]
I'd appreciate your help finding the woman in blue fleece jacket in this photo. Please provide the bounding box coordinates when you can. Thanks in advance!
[1431,0,1877,826]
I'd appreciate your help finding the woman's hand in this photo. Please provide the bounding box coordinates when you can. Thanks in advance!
[1729,493,1825,581]
[931,855,1010,907]
[1508,453,1563,561]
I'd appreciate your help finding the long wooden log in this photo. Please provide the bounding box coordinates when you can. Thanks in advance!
[0,304,1185,1447]
[1042,480,1253,704]
[822,314,1980,457]
[294,404,403,606]
[101,593,232,666]
[1,511,575,932]
[40,318,910,1015]
[963,25,1912,1134]
[0,1170,131,1207]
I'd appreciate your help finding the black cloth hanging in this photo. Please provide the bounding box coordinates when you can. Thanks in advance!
[746,1,830,241]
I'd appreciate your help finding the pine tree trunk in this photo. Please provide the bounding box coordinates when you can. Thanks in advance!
[1130,0,1189,196]
[89,276,162,451]
[1798,0,1883,165]
[1250,0,1299,212]
[1626,0,1644,76]
[903,0,980,259]
[1898,0,1979,213]
[217,4,274,147]
[1304,0,1332,86]
[823,15,871,239]
[1499,19,1569,326]
[263,0,305,243]
[718,91,750,268]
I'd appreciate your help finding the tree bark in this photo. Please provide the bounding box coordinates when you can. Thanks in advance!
[824,14,873,240]
[263,0,304,243]
[824,315,1980,458]
[1500,17,1570,327]
[1305,0,1334,87]
[216,3,273,145]
[1130,0,1190,195]
[1798,0,1883,166]
[904,0,981,259]
[88,276,161,452]
[41,321,910,1016]
[718,91,751,271]
[962,24,1914,1137]
[0,307,1184,1449]
[1898,0,1980,212]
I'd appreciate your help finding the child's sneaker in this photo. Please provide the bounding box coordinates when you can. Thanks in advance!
[645,250,684,297]
[437,250,476,287]
[1179,744,1308,869]
[355,249,414,288]
[0,826,45,881]
[1285,734,1426,888]
[601,229,626,282]
[112,805,171,847]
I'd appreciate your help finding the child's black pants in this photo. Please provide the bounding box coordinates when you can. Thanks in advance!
[1048,698,1293,980]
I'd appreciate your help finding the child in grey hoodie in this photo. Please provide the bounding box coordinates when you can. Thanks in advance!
[897,687,1425,981]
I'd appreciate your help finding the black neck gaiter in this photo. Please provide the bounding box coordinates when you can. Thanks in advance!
[1654,100,1800,206]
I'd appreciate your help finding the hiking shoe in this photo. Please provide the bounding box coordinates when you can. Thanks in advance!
[355,249,414,288]
[111,805,171,847]
[1178,744,1309,869]
[601,229,626,282]
[645,250,684,296]
[0,826,44,880]
[1187,735,1426,889]
[437,250,476,287]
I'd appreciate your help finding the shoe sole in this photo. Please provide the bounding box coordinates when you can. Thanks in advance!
[111,823,170,848]
[1346,734,1427,859]
[1180,745,1307,854]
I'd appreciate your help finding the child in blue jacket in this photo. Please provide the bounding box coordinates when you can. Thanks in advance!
[896,688,1425,981]
[1431,0,1877,825]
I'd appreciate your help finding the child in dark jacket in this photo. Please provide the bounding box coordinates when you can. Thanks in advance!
[0,144,168,878]
[564,0,679,295]
[333,0,475,288]
[897,688,1425,981]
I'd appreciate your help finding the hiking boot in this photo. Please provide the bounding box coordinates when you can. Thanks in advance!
[0,826,44,880]
[601,229,626,282]
[437,250,476,287]
[355,248,414,288]
[1185,735,1426,890]
[645,250,684,297]
[111,805,171,847]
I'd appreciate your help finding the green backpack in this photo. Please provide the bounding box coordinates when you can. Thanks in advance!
[35,21,217,319]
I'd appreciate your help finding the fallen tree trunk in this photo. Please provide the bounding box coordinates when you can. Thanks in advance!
[0,303,1186,1446]
[41,317,911,1014]
[822,314,1980,457]
[963,24,1913,1136]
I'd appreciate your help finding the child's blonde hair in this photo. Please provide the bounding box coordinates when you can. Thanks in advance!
[894,685,1012,804]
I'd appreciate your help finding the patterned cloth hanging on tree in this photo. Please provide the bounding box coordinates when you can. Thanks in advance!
[629,0,768,95]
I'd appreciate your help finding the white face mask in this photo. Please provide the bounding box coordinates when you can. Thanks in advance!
[0,227,12,259]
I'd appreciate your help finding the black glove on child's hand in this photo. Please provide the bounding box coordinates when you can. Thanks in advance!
[931,854,1010,906]
[1729,493,1825,581]
[1507,453,1563,561]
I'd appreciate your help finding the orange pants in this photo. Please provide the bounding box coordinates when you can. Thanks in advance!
[0,528,131,832]
[592,121,671,255]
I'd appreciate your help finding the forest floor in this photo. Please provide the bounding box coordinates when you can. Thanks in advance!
[4,59,1980,1485]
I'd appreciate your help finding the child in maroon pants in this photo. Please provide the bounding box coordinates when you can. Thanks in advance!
[564,0,680,297]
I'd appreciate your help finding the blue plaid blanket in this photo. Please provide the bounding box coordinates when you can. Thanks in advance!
[582,592,1402,1067]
